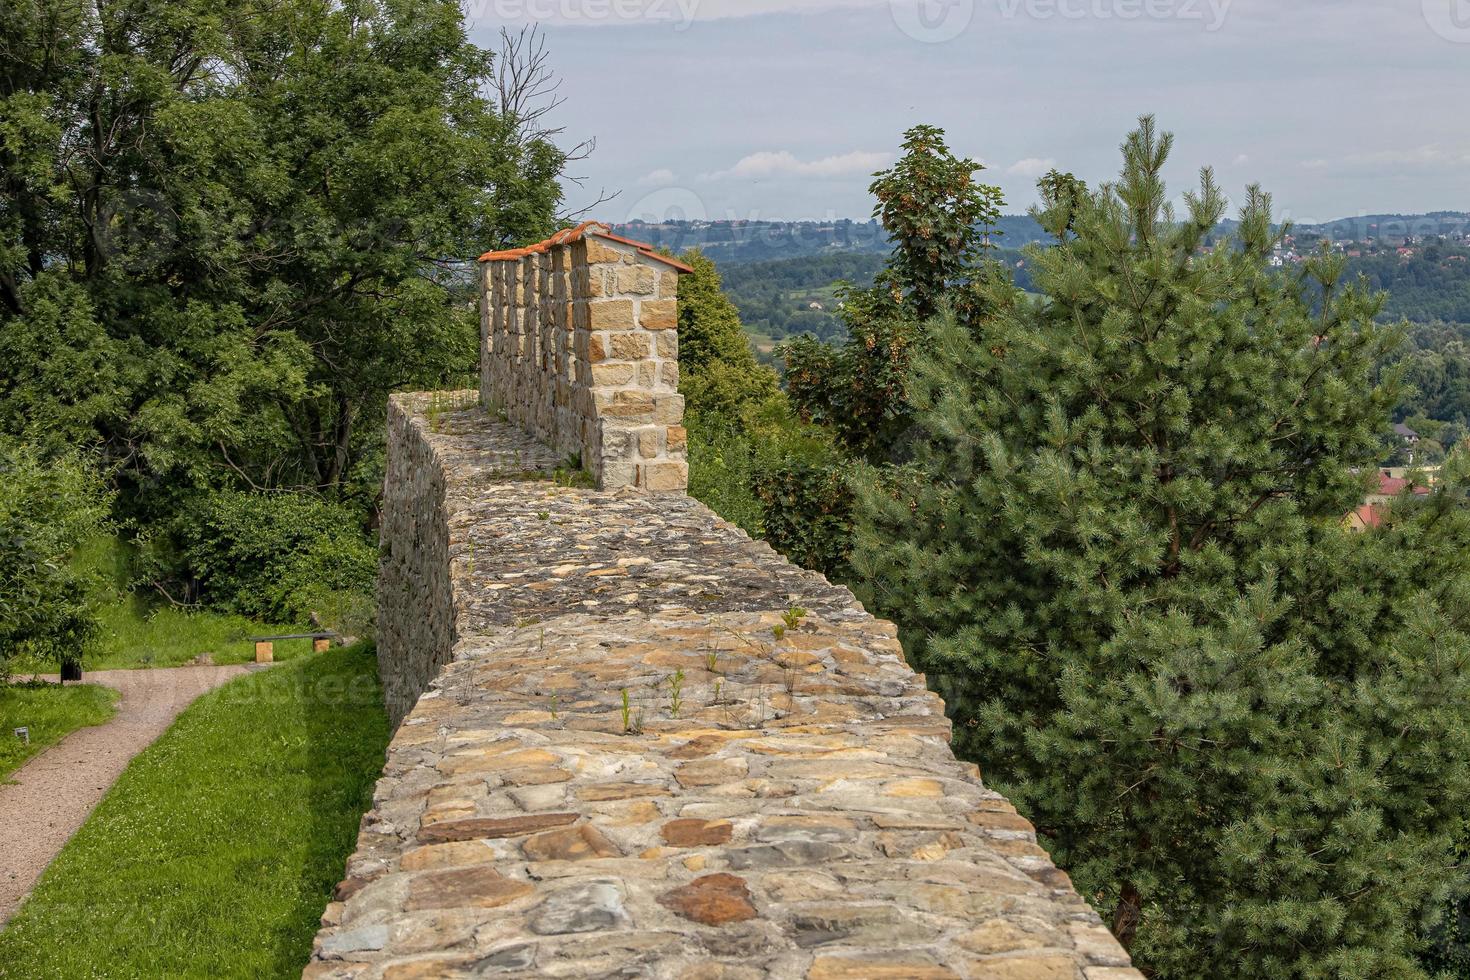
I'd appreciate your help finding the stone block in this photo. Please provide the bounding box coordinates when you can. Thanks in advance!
[638,461,688,492]
[584,238,626,264]
[589,300,635,330]
[616,265,658,295]
[608,332,651,360]
[639,299,678,330]
[638,428,662,459]
[653,393,685,425]
[666,426,688,453]
[590,363,635,387]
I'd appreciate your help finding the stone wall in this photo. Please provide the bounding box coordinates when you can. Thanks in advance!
[479,222,690,493]
[319,397,1140,978]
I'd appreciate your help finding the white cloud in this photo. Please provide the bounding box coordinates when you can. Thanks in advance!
[702,149,893,181]
[1233,154,1251,166]
[1005,157,1057,178]
[638,168,677,185]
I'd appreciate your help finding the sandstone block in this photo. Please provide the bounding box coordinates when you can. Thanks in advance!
[617,265,658,295]
[639,461,688,493]
[660,818,734,847]
[639,299,678,330]
[521,824,621,862]
[589,300,635,330]
[417,813,578,843]
[608,332,651,360]
[590,363,635,386]
[584,239,625,264]
[405,867,534,910]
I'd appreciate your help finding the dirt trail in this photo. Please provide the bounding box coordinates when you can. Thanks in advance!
[0,665,258,925]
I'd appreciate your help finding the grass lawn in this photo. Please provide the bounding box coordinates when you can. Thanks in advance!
[0,683,118,782]
[0,645,390,979]
[2,537,306,674]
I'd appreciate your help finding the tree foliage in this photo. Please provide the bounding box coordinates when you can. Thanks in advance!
[783,125,1009,461]
[0,443,112,674]
[850,117,1470,976]
[0,1,570,507]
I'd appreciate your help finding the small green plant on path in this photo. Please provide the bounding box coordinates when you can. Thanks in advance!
[0,683,118,782]
[0,644,389,978]
[667,670,685,718]
[619,688,643,734]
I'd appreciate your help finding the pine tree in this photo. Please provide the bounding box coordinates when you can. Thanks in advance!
[851,117,1470,977]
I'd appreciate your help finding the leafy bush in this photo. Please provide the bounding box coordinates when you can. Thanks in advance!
[0,443,112,676]
[152,491,376,628]
[753,454,854,579]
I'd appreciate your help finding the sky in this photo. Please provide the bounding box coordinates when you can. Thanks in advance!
[462,0,1470,224]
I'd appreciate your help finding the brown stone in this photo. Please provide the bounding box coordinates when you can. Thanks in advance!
[954,919,1058,954]
[400,840,497,871]
[665,426,688,453]
[417,813,578,843]
[657,873,757,925]
[521,824,622,862]
[806,955,958,979]
[590,362,634,386]
[617,265,658,295]
[639,461,687,492]
[660,818,734,847]
[639,299,678,330]
[608,331,651,359]
[405,866,534,910]
[970,810,1036,834]
[955,956,1077,980]
[584,239,626,264]
[501,766,572,786]
[576,783,670,802]
[438,747,558,776]
[589,300,636,330]
[675,758,747,788]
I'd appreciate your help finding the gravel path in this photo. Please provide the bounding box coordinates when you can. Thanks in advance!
[0,665,260,926]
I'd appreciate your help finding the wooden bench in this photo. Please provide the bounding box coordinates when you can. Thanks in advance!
[250,632,339,664]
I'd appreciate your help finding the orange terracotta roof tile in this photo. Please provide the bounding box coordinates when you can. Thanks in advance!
[478,222,694,274]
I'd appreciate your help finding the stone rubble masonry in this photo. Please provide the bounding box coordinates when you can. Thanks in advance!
[478,221,690,494]
[325,395,1141,978]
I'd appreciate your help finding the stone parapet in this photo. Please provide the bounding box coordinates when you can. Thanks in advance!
[320,398,1140,978]
[479,222,690,493]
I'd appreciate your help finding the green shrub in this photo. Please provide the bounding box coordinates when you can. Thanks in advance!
[0,442,112,676]
[753,453,854,579]
[155,491,376,627]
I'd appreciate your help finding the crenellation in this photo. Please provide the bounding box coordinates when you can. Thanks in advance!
[478,222,691,492]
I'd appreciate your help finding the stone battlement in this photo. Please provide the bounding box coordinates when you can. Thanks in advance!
[478,221,691,493]
[309,394,1140,979]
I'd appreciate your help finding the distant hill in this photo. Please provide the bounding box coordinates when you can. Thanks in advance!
[615,212,1470,267]
[612,215,1050,266]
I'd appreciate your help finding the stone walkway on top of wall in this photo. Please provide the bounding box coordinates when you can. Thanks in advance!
[308,400,1140,980]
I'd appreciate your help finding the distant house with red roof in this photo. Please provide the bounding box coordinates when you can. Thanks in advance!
[1344,504,1388,533]
[1367,469,1432,505]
